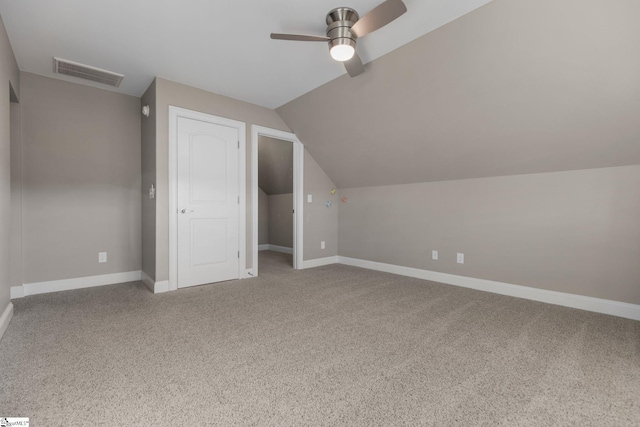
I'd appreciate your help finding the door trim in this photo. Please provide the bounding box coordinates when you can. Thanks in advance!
[251,126,304,276]
[168,106,247,291]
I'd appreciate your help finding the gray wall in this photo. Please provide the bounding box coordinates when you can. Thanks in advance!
[258,135,293,195]
[141,79,156,281]
[304,150,338,260]
[276,0,640,188]
[9,100,20,289]
[268,193,293,248]
[154,78,291,280]
[18,72,141,283]
[0,13,19,317]
[274,0,640,304]
[258,187,268,245]
[142,78,341,280]
[339,166,640,305]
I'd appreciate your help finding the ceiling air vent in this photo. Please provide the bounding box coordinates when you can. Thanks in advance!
[53,57,124,87]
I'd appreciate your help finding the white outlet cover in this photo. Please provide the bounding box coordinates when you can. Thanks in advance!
[321,241,325,249]
[457,253,464,264]
[307,194,313,203]
[432,250,438,260]
[99,252,107,263]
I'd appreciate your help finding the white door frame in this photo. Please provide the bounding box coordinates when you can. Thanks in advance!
[251,125,304,276]
[168,106,247,291]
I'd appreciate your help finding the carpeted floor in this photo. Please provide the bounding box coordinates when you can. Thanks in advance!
[1,251,639,426]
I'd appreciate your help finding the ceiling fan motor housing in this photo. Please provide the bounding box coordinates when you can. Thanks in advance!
[270,0,406,75]
[326,7,359,51]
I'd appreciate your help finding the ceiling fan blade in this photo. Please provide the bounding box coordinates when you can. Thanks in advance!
[344,53,364,77]
[350,0,407,38]
[270,33,330,42]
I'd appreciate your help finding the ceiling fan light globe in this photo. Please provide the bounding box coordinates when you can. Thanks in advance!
[330,44,355,62]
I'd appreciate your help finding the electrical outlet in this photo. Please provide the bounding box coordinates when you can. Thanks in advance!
[307,194,313,203]
[321,241,326,250]
[457,253,464,264]
[99,252,107,263]
[432,250,438,260]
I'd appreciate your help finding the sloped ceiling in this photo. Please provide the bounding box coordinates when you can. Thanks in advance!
[276,0,640,188]
[0,0,492,108]
[258,136,293,195]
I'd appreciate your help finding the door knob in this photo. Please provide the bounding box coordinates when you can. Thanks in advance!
[181,208,195,214]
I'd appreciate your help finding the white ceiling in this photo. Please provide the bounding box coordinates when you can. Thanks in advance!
[0,0,491,108]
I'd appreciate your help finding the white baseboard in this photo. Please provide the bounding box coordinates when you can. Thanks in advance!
[141,271,154,292]
[260,244,294,254]
[141,271,169,294]
[0,302,13,342]
[302,256,339,269]
[338,256,640,321]
[11,271,142,298]
[153,280,169,293]
[10,286,24,299]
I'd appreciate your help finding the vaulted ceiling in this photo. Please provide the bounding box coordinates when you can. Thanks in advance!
[2,0,638,189]
[0,0,491,108]
[277,0,640,188]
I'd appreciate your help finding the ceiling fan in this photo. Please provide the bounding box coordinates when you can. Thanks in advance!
[270,0,407,77]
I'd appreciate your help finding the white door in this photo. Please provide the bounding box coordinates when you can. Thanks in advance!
[177,117,240,288]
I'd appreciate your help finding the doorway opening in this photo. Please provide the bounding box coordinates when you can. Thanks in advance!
[258,135,294,270]
[251,126,303,277]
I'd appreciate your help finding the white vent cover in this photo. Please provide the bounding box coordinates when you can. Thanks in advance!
[53,57,124,87]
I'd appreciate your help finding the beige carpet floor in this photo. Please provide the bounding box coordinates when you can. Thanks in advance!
[1,251,639,426]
